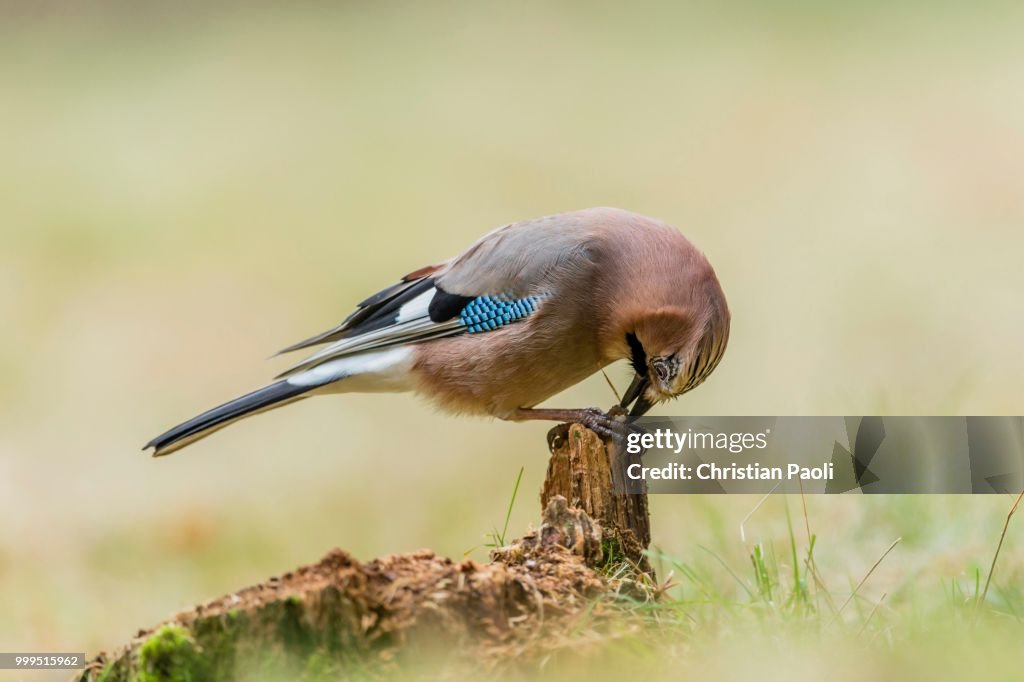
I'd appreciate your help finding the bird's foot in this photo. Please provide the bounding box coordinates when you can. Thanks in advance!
[545,407,646,452]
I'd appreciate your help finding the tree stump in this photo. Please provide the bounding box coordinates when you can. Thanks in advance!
[77,425,653,681]
[541,424,652,573]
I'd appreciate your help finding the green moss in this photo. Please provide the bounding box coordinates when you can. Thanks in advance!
[278,594,313,650]
[137,625,207,682]
[191,613,243,681]
[86,590,369,681]
[303,648,357,681]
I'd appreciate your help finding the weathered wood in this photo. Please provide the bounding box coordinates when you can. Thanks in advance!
[541,424,652,571]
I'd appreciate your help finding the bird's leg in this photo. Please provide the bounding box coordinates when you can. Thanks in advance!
[509,407,645,451]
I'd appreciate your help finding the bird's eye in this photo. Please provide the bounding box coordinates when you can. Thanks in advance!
[653,359,671,382]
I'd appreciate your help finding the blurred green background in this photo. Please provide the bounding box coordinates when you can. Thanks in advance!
[2,0,1024,677]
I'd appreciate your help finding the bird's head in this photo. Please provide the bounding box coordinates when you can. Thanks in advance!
[618,297,730,416]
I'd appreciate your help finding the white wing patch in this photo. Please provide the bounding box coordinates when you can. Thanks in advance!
[395,288,436,323]
[285,346,415,392]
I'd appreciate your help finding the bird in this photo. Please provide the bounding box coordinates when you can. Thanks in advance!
[145,207,730,456]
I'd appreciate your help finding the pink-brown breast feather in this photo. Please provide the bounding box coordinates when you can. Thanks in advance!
[409,296,607,417]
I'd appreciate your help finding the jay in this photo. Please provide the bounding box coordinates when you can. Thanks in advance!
[146,207,730,456]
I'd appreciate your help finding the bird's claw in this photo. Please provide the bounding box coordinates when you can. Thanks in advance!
[546,408,647,453]
[576,407,647,445]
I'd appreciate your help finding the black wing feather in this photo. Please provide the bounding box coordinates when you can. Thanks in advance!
[277,277,435,355]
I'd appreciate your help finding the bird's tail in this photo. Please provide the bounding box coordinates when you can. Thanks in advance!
[144,380,315,457]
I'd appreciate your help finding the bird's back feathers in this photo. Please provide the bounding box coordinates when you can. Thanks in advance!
[270,210,612,377]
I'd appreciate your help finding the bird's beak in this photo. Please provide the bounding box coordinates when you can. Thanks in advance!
[620,373,654,416]
[628,394,655,417]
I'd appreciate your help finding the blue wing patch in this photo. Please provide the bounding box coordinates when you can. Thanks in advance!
[459,293,549,333]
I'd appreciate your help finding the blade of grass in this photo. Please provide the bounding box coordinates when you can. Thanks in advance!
[497,466,525,547]
[784,501,810,614]
[750,543,774,604]
[799,482,838,616]
[645,548,719,602]
[857,592,887,637]
[972,490,1024,625]
[832,537,901,624]
[698,544,756,600]
[739,482,780,544]
[600,369,623,403]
